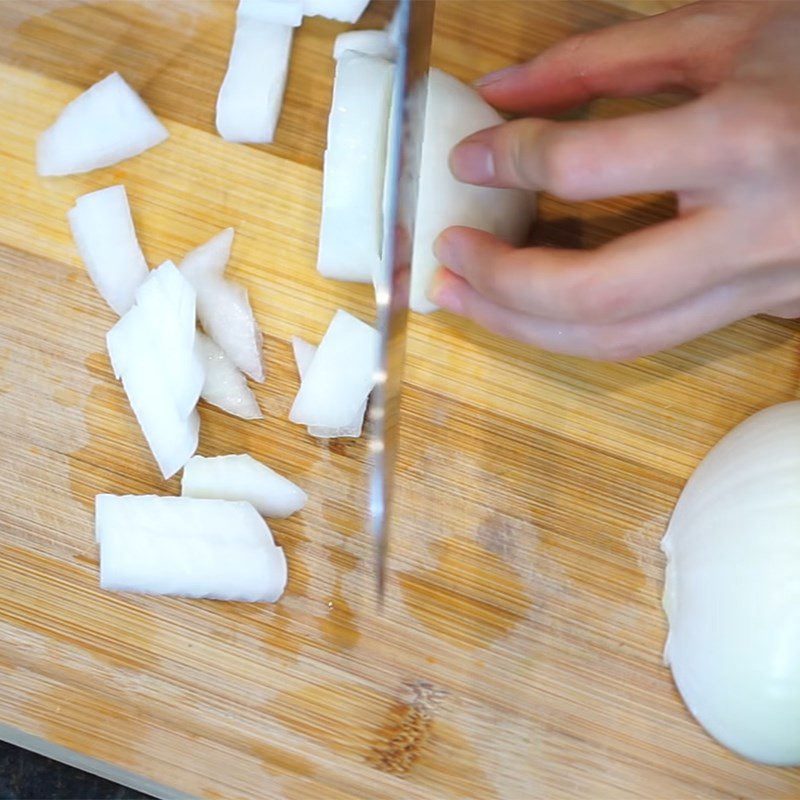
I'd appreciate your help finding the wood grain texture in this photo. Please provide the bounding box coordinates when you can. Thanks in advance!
[0,1,798,798]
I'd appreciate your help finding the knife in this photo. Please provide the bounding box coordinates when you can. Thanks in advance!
[368,0,435,602]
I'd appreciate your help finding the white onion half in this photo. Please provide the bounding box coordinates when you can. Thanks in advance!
[180,228,264,382]
[317,53,394,282]
[410,69,532,313]
[291,335,366,438]
[216,5,293,144]
[196,332,261,419]
[182,454,307,518]
[96,494,286,602]
[303,0,369,23]
[662,401,800,765]
[37,72,168,177]
[67,185,148,315]
[289,310,378,428]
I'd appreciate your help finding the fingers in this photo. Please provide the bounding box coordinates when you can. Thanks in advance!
[476,3,761,114]
[429,269,748,361]
[449,99,721,199]
[433,212,741,325]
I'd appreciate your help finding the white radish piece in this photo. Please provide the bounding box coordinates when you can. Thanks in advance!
[96,495,286,602]
[67,186,148,315]
[96,494,274,546]
[216,3,294,144]
[333,30,395,61]
[37,72,168,177]
[410,69,532,312]
[182,454,307,518]
[238,0,303,26]
[131,261,204,419]
[196,332,262,419]
[107,262,202,478]
[662,401,800,765]
[291,335,366,438]
[317,53,394,282]
[101,528,286,602]
[303,0,369,23]
[179,228,264,382]
[289,310,378,428]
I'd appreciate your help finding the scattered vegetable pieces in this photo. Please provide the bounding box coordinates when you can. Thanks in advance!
[289,310,379,428]
[292,335,366,438]
[182,454,307,518]
[216,1,295,144]
[97,494,287,602]
[196,332,262,419]
[107,261,202,478]
[37,72,168,177]
[67,185,148,315]
[180,228,265,382]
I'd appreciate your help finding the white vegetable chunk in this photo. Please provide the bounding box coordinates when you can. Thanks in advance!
[238,0,303,26]
[410,69,532,313]
[37,72,168,177]
[196,332,262,419]
[333,30,395,61]
[106,262,202,478]
[216,3,293,144]
[67,185,148,315]
[317,53,394,282]
[662,401,800,766]
[180,228,265,382]
[182,454,307,518]
[291,335,366,438]
[303,0,369,23]
[96,495,286,602]
[289,310,378,428]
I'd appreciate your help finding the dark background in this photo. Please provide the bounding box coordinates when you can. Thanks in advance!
[0,742,153,800]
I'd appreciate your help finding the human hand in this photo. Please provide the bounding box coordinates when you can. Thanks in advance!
[430,1,800,360]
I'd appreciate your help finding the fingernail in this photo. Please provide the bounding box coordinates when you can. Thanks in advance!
[449,141,495,184]
[474,63,525,88]
[428,269,464,314]
[433,231,462,276]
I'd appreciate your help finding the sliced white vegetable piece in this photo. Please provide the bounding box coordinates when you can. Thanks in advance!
[291,335,366,438]
[106,262,202,478]
[134,261,203,417]
[410,69,533,313]
[289,310,378,428]
[67,186,148,315]
[662,401,800,766]
[182,454,307,518]
[333,29,395,61]
[196,332,262,419]
[96,495,286,602]
[96,494,275,545]
[180,228,264,382]
[216,2,294,144]
[37,72,168,177]
[303,0,369,23]
[317,53,394,282]
[101,528,286,602]
[238,0,303,26]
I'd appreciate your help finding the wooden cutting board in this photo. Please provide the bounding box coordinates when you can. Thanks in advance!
[1,1,798,798]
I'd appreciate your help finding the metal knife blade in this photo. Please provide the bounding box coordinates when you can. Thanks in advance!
[368,0,435,602]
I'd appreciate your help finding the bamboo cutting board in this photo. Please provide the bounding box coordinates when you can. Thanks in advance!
[1,1,799,798]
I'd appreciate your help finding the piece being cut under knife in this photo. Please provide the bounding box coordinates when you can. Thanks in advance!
[368,0,435,602]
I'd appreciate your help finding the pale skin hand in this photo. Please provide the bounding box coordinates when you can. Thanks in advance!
[429,1,800,360]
